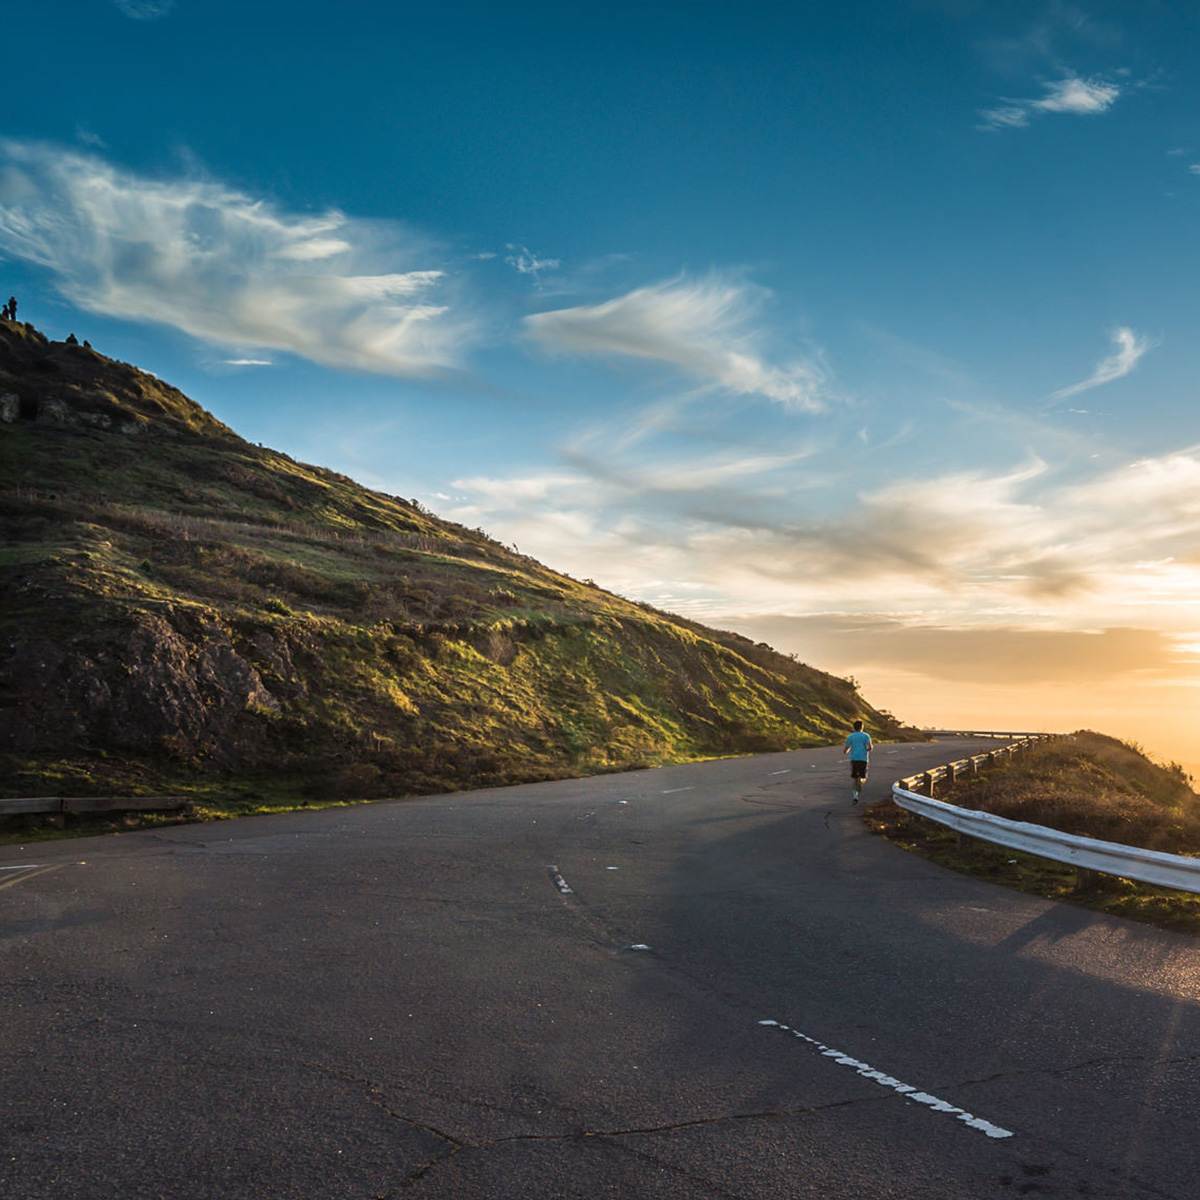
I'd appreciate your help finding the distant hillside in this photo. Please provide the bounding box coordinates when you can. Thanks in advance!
[0,313,915,805]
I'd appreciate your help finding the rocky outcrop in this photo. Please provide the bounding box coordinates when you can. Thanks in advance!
[0,318,234,439]
[0,609,282,765]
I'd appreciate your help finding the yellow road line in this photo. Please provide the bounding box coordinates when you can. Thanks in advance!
[0,864,62,892]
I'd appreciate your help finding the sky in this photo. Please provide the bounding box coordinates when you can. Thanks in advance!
[2,0,1199,775]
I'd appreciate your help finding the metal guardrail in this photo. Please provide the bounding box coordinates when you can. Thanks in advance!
[891,735,1200,895]
[892,785,1200,895]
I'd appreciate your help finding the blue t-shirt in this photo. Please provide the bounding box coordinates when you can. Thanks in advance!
[845,731,872,761]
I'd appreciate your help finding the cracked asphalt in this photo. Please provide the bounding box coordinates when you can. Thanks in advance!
[3,740,1200,1198]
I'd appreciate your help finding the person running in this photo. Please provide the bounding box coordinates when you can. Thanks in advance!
[843,719,872,804]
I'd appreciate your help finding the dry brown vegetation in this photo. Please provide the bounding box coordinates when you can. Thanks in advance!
[941,731,1200,853]
[866,732,1200,935]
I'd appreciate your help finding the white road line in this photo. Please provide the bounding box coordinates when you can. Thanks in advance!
[547,865,574,895]
[759,1020,1014,1140]
[661,786,695,794]
[0,864,46,871]
[769,770,792,775]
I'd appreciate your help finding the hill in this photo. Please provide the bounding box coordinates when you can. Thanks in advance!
[0,313,914,808]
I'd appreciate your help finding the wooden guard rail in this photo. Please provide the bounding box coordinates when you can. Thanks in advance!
[0,796,194,819]
[896,735,1054,798]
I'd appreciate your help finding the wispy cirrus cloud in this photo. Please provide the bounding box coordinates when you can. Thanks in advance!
[523,275,829,410]
[979,75,1121,130]
[113,0,175,19]
[504,244,560,282]
[1048,326,1157,402]
[0,139,474,376]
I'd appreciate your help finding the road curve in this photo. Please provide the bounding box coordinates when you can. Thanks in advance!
[2,739,1199,1199]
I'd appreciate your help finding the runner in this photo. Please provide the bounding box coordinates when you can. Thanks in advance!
[843,719,872,804]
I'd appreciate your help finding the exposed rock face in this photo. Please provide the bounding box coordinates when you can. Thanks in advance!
[36,397,72,427]
[0,610,282,765]
[0,318,234,438]
[9,393,144,434]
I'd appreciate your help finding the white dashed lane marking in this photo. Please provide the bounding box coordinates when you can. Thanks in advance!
[661,786,695,794]
[759,1020,1014,1140]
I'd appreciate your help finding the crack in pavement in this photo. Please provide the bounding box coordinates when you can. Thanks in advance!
[353,1081,970,1195]
[934,1049,1200,1094]
[297,1058,464,1149]
[609,1140,758,1200]
[298,1043,979,1197]
[372,1063,1200,1198]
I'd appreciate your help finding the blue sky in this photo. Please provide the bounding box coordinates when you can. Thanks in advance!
[3,1,1200,767]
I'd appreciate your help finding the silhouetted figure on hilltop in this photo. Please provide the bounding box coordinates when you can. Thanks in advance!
[1,297,15,322]
[66,333,79,345]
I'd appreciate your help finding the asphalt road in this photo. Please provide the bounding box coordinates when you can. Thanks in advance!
[3,739,1199,1199]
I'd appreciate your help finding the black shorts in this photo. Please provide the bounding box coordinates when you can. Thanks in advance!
[850,759,868,780]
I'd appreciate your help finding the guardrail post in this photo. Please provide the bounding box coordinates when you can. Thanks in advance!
[1075,867,1098,892]
[923,771,935,797]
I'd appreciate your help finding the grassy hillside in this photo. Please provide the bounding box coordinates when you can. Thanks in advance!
[868,732,1200,933]
[0,314,913,810]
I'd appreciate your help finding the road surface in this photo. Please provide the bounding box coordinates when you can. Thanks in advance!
[3,739,1199,1198]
